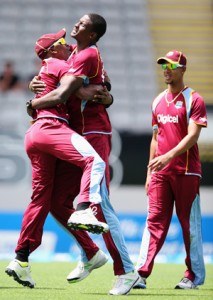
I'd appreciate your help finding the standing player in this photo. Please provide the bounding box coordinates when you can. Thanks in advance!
[135,50,207,289]
[29,13,140,296]
[5,28,110,288]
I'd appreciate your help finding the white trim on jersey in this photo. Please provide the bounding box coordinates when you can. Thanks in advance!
[182,87,194,124]
[152,90,167,114]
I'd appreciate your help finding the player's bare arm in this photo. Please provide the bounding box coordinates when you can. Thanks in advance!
[29,76,113,107]
[148,122,202,172]
[29,76,101,99]
[31,75,83,109]
[75,84,103,100]
[145,129,158,193]
[76,85,113,106]
[93,86,113,105]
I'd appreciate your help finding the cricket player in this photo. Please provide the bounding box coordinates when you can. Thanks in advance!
[135,50,207,290]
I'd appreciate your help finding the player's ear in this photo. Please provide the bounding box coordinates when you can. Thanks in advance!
[90,32,97,41]
[182,66,186,74]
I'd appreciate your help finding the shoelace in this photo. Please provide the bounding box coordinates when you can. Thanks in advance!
[181,278,196,288]
[182,278,190,283]
[90,206,98,216]
[112,276,123,289]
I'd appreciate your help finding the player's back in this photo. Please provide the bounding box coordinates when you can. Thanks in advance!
[34,58,70,121]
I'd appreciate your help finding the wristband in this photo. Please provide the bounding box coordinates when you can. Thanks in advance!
[103,81,111,91]
[26,99,33,109]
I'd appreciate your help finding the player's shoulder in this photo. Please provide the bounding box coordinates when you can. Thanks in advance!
[188,87,204,103]
[44,57,68,67]
[81,45,99,58]
[152,90,167,111]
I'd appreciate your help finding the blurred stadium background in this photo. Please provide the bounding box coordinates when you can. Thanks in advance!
[0,0,212,264]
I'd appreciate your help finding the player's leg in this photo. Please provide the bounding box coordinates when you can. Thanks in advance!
[36,120,108,234]
[43,121,106,205]
[81,134,140,295]
[15,152,56,254]
[92,178,140,295]
[174,175,205,289]
[85,133,111,193]
[6,122,57,288]
[85,135,122,270]
[50,160,102,259]
[136,173,174,281]
[50,160,109,282]
[85,135,128,274]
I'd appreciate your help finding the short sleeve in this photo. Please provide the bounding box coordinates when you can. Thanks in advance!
[190,92,207,127]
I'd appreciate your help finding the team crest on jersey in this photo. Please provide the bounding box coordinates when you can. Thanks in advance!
[199,117,207,122]
[175,101,183,109]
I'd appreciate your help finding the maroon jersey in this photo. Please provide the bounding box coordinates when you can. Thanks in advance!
[66,45,112,135]
[34,58,70,121]
[152,87,207,175]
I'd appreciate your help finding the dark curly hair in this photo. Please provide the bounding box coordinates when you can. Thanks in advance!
[87,13,107,42]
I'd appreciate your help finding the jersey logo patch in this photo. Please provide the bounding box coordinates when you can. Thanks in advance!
[175,101,183,109]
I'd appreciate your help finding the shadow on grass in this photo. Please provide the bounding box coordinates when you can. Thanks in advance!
[0,287,66,290]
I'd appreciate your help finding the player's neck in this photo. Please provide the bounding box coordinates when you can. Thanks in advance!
[76,41,96,53]
[167,82,185,94]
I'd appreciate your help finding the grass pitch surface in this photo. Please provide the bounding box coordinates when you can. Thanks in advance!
[1,261,213,300]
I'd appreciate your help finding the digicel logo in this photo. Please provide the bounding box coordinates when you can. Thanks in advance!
[157,114,179,124]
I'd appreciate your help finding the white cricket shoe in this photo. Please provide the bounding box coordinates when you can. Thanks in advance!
[133,276,147,289]
[175,277,198,289]
[5,259,35,288]
[67,207,109,234]
[67,249,108,283]
[109,270,140,295]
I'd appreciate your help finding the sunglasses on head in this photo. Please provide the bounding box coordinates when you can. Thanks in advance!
[47,38,67,50]
[161,63,184,70]
[53,37,66,46]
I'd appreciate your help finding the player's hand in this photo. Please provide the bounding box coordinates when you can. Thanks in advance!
[145,171,151,195]
[29,76,46,94]
[93,86,113,105]
[148,154,171,172]
[103,70,111,83]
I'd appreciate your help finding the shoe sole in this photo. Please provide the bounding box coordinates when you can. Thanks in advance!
[133,283,147,289]
[67,274,89,283]
[5,268,34,288]
[175,285,198,289]
[67,222,108,234]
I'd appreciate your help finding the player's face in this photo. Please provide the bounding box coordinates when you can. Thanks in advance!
[71,15,94,42]
[163,65,185,85]
[50,43,71,61]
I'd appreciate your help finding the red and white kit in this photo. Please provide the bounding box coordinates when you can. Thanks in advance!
[136,87,207,285]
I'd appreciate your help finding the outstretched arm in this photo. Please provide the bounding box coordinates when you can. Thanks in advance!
[31,75,83,109]
[29,77,113,107]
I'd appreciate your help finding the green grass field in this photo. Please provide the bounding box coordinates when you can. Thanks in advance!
[1,261,213,300]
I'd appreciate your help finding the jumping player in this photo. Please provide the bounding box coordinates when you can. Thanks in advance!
[135,50,207,290]
[5,28,110,288]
